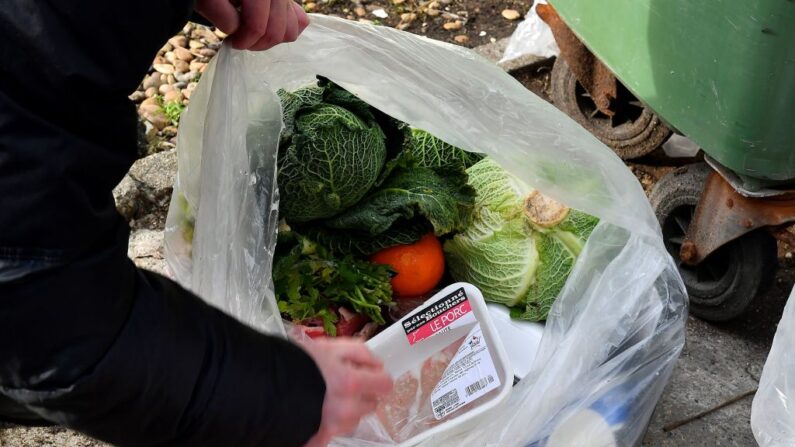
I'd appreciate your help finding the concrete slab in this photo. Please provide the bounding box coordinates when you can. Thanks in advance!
[643,261,793,447]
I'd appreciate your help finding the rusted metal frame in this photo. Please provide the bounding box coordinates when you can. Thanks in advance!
[537,3,618,116]
[681,171,795,265]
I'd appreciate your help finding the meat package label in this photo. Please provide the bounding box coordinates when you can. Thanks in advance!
[430,324,501,420]
[402,287,476,346]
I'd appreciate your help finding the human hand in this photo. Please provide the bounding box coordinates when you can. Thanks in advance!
[298,337,394,447]
[194,0,310,51]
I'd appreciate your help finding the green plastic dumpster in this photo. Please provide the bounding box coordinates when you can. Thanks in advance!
[547,0,795,321]
[551,0,795,183]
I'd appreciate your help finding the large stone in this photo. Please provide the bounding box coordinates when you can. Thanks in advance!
[113,149,177,230]
[128,229,169,276]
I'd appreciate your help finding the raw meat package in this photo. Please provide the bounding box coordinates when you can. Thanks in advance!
[354,283,512,446]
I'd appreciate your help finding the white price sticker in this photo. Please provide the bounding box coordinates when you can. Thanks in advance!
[430,324,500,420]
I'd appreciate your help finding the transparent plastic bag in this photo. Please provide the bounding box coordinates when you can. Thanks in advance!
[500,0,559,64]
[164,15,687,446]
[751,286,795,447]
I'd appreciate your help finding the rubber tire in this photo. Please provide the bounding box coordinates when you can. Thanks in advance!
[550,57,672,160]
[649,163,778,321]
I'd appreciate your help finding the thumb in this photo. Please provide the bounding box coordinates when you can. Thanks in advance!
[195,0,241,35]
[303,429,333,447]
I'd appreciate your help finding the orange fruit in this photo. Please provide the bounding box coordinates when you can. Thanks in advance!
[370,233,445,297]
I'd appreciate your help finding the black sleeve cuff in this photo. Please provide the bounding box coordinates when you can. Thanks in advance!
[2,268,325,447]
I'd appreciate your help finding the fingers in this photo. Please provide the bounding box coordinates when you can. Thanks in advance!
[250,0,288,50]
[293,1,310,33]
[328,403,370,435]
[337,340,385,369]
[335,367,393,397]
[228,0,272,49]
[195,0,241,35]
[283,0,300,43]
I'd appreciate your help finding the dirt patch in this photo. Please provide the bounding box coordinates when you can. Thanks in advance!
[304,0,529,48]
[509,58,554,103]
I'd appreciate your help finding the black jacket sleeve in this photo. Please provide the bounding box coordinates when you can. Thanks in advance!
[0,1,326,445]
[0,230,325,447]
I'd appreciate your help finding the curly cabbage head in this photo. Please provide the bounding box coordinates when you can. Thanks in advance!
[443,158,598,321]
[277,83,388,222]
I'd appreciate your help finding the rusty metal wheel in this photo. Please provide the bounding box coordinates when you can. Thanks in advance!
[551,57,672,160]
[650,163,777,321]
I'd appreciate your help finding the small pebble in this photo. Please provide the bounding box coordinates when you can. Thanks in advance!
[153,63,175,75]
[354,6,366,17]
[189,60,207,72]
[304,2,317,11]
[501,9,521,20]
[145,86,158,98]
[174,81,188,89]
[196,27,220,44]
[428,1,440,8]
[196,48,217,58]
[138,105,162,120]
[168,35,187,48]
[158,141,176,151]
[401,13,417,22]
[128,90,146,102]
[443,20,462,31]
[358,18,374,24]
[174,46,194,62]
[144,121,158,143]
[140,97,160,108]
[787,252,793,259]
[188,40,205,50]
[479,30,487,37]
[159,84,175,95]
[163,90,183,104]
[173,60,190,74]
[159,43,173,54]
[142,74,160,90]
[165,51,177,65]
[166,74,176,84]
[392,0,405,4]
[426,9,440,16]
[162,126,178,137]
[372,8,388,19]
[214,29,227,39]
[454,34,469,44]
[175,71,196,83]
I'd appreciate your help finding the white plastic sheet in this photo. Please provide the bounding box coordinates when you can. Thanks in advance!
[500,0,559,64]
[164,15,686,446]
[751,285,795,447]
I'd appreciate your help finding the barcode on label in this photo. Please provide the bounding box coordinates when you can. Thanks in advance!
[465,375,494,397]
[432,389,460,415]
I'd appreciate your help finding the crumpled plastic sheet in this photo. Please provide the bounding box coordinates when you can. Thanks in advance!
[164,15,687,447]
[500,0,559,64]
[752,285,795,447]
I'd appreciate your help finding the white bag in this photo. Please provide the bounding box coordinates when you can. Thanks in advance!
[500,0,559,64]
[164,15,687,446]
[751,286,795,447]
